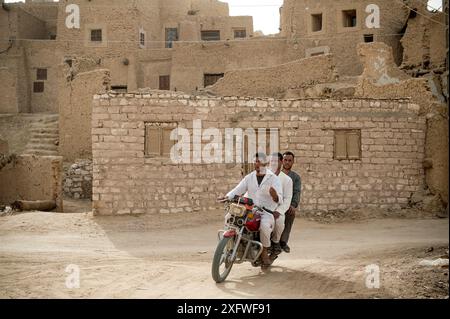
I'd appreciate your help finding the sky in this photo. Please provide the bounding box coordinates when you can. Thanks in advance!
[5,0,445,35]
[224,0,284,35]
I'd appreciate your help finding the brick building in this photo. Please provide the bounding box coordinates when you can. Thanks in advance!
[92,92,425,215]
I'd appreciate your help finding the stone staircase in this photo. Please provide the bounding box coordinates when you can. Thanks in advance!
[23,114,59,156]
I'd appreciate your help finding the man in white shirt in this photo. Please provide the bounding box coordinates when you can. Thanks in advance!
[268,153,293,257]
[222,152,283,269]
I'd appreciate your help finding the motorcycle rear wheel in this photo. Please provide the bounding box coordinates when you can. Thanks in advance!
[212,236,235,283]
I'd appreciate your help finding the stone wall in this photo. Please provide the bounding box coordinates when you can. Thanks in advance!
[92,92,426,216]
[170,38,296,93]
[0,155,63,211]
[63,159,93,199]
[208,54,337,98]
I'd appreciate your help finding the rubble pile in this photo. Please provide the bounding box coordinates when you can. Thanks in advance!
[63,160,93,200]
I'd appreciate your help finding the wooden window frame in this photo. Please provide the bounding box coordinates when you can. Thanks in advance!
[90,29,103,42]
[311,13,323,32]
[139,32,145,47]
[364,34,374,43]
[342,9,357,28]
[159,75,170,90]
[144,123,177,158]
[33,81,44,93]
[36,68,47,81]
[233,29,247,39]
[201,30,221,41]
[333,129,362,161]
[165,28,178,48]
[111,85,127,93]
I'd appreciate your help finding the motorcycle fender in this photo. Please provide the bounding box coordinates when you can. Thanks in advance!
[223,230,236,238]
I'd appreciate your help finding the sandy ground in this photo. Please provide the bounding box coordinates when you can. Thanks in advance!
[0,201,448,299]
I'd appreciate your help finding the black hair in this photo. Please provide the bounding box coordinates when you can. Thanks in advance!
[254,152,267,163]
[272,152,283,161]
[283,151,295,159]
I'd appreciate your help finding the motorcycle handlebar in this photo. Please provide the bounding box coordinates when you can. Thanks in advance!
[217,198,274,215]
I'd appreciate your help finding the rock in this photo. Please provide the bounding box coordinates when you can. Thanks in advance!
[426,247,434,253]
[419,258,449,267]
[423,195,444,214]
[410,189,444,213]
[64,159,93,200]
[436,205,449,219]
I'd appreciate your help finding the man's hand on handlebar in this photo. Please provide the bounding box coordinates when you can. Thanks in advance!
[217,196,229,203]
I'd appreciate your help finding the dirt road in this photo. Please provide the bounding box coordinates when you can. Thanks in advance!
[0,206,448,299]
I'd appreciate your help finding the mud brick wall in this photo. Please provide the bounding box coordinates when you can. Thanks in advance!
[58,69,110,162]
[92,92,426,215]
[0,155,63,211]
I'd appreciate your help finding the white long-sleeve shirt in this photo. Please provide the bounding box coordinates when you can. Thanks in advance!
[275,171,293,216]
[226,169,283,212]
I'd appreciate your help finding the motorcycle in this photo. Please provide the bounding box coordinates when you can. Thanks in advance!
[212,195,277,283]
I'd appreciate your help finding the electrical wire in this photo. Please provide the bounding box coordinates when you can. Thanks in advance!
[394,0,447,25]
[413,0,447,14]
[0,32,411,46]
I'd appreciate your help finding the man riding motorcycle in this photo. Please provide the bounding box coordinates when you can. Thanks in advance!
[219,152,283,269]
[268,153,293,257]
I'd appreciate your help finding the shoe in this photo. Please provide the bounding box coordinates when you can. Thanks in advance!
[272,242,282,255]
[282,244,290,253]
[268,241,276,254]
[260,247,273,269]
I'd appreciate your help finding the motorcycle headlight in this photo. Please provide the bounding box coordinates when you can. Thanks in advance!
[229,203,246,217]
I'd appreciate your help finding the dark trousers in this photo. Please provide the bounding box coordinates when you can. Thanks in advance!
[280,212,295,245]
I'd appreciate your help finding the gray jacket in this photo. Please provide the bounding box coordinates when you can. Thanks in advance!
[287,170,302,209]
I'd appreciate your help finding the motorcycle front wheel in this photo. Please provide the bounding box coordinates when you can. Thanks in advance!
[212,236,235,283]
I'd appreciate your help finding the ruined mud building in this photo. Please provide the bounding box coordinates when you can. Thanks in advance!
[0,0,448,215]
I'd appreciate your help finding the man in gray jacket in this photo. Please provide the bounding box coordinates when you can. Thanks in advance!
[280,151,302,253]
